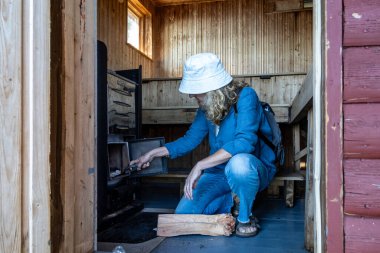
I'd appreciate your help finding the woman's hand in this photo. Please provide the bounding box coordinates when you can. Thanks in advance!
[129,146,170,171]
[183,149,232,200]
[129,152,153,170]
[184,163,203,200]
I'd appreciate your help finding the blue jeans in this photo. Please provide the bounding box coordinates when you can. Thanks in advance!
[175,153,273,223]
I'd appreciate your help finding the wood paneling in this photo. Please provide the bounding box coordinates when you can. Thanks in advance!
[142,75,305,106]
[344,104,380,159]
[264,0,307,13]
[98,0,154,78]
[59,0,96,251]
[344,159,380,217]
[152,0,226,7]
[344,0,380,47]
[345,216,380,253]
[343,47,380,103]
[23,1,51,252]
[142,75,304,124]
[1,1,51,252]
[153,0,312,77]
[0,1,22,252]
[142,106,289,124]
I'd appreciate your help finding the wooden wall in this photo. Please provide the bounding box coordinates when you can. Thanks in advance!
[153,0,312,77]
[342,1,380,252]
[1,0,51,252]
[142,75,305,124]
[98,0,312,78]
[51,0,97,252]
[1,1,23,251]
[98,0,155,78]
[141,0,312,171]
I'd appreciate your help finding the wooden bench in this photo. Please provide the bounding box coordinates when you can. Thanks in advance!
[143,170,305,207]
[274,170,305,207]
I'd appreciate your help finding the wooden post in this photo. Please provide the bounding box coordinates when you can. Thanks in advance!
[57,0,96,252]
[324,0,344,252]
[1,0,51,252]
[286,123,301,207]
[304,108,314,251]
[1,1,23,252]
[293,124,301,172]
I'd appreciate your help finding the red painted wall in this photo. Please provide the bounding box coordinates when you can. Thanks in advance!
[325,0,344,250]
[343,0,380,252]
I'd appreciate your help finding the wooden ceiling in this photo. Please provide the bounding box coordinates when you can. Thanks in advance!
[151,0,312,8]
[151,0,226,7]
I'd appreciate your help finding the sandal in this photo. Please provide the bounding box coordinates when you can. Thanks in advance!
[235,217,260,237]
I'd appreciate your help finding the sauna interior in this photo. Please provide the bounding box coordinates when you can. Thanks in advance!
[96,0,314,252]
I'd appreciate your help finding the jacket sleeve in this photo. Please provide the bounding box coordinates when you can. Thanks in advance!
[222,87,261,156]
[164,109,209,159]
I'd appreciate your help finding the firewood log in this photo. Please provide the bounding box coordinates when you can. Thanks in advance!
[157,213,235,237]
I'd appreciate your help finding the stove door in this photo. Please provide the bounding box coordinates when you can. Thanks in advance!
[107,137,167,179]
[127,137,168,177]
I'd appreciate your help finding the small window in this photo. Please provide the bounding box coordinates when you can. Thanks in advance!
[127,0,152,58]
[127,10,140,49]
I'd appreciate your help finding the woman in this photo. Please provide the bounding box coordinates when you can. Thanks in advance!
[130,53,277,237]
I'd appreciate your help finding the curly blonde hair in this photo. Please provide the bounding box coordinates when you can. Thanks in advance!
[201,80,249,125]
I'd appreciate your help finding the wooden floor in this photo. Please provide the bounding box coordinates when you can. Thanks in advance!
[97,184,309,253]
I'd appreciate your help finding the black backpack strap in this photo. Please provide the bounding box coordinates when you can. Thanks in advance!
[257,131,276,152]
[233,101,276,153]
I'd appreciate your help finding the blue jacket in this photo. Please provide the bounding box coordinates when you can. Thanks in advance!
[165,87,277,175]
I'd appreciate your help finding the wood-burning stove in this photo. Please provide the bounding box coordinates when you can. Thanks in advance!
[97,41,167,232]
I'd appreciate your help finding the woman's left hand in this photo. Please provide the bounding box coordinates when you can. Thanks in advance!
[184,164,202,200]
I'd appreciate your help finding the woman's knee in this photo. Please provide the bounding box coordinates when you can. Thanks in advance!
[225,153,260,179]
[175,197,200,214]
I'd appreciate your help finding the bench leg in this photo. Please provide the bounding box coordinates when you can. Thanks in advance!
[285,180,294,207]
[179,181,184,198]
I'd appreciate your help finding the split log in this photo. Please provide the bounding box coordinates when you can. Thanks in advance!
[157,214,235,237]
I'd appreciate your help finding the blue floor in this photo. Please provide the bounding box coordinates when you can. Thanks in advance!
[98,183,309,253]
[152,198,308,253]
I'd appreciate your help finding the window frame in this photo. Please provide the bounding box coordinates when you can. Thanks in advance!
[127,7,141,50]
[127,0,152,58]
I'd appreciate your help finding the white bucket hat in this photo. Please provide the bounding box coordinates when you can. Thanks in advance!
[179,53,233,94]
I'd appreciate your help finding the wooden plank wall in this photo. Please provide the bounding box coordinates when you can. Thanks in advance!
[343,1,380,252]
[1,0,51,252]
[153,0,312,77]
[1,1,23,252]
[142,75,305,124]
[50,0,97,252]
[142,0,312,171]
[98,0,155,78]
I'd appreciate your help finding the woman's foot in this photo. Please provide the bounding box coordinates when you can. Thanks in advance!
[235,217,260,237]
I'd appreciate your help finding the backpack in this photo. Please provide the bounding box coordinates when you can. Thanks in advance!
[233,101,285,167]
